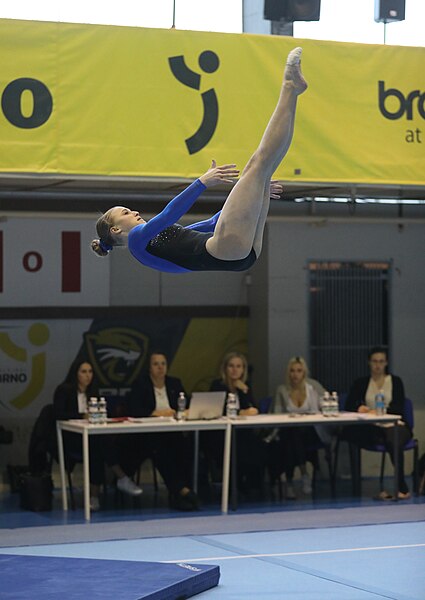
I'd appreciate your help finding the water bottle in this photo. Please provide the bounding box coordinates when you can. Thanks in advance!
[88,397,99,425]
[177,392,187,421]
[98,397,108,425]
[375,389,386,415]
[330,391,339,417]
[226,393,238,419]
[321,391,331,417]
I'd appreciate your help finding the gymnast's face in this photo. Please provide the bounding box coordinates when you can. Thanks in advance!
[109,206,146,235]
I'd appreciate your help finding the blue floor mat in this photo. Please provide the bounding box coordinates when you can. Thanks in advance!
[1,522,424,600]
[0,554,220,600]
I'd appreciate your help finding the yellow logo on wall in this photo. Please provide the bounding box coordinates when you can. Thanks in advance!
[0,323,50,410]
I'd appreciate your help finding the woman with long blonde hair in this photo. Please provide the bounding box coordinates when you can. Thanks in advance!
[273,356,326,499]
[217,352,257,415]
[203,352,264,493]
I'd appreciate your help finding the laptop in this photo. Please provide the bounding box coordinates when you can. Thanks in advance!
[187,391,226,420]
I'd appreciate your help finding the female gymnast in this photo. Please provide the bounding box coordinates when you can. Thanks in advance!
[91,47,307,273]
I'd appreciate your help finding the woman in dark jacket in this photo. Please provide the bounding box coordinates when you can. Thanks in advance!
[125,351,199,511]
[129,354,186,418]
[344,347,412,499]
[210,352,258,416]
[205,352,264,493]
[53,359,142,510]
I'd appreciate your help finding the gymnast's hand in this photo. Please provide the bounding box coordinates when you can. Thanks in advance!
[270,181,283,199]
[199,160,239,188]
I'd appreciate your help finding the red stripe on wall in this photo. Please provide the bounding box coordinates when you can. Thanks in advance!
[62,232,81,292]
[0,231,3,292]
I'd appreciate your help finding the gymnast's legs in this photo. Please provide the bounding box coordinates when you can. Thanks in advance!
[206,47,307,261]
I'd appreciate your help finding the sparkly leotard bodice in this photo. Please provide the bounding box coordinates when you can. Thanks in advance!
[128,179,256,273]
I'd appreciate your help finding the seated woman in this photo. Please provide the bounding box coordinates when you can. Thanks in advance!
[124,351,200,511]
[344,346,412,500]
[272,356,327,499]
[53,359,142,511]
[210,351,259,417]
[204,352,264,493]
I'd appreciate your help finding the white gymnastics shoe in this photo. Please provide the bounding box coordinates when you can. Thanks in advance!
[287,47,303,66]
[285,47,307,94]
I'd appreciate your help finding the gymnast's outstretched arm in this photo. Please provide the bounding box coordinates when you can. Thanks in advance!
[139,179,207,241]
[136,162,238,242]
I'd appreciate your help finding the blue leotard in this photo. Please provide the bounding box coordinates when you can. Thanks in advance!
[128,179,257,273]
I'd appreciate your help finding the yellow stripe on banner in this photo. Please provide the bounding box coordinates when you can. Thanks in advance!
[168,318,248,393]
[0,19,424,186]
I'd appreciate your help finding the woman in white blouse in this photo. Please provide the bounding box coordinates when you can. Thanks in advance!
[345,347,412,500]
[272,356,327,499]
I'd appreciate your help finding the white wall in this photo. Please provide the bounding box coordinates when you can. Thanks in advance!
[109,245,249,306]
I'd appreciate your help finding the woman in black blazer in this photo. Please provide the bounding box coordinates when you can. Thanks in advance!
[344,347,412,499]
[53,359,142,511]
[129,362,185,418]
[125,351,199,511]
[204,352,264,494]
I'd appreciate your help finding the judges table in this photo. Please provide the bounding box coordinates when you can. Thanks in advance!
[57,418,230,521]
[57,411,400,521]
[229,411,401,507]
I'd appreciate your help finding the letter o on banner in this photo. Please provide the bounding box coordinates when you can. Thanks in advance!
[23,251,43,272]
[1,78,53,128]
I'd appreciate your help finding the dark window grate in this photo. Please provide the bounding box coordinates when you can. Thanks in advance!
[309,261,390,394]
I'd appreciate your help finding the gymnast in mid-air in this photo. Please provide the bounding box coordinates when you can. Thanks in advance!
[91,47,307,273]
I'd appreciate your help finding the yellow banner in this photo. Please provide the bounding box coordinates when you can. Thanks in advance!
[0,18,424,185]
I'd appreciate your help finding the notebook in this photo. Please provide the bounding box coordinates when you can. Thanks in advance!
[187,391,226,420]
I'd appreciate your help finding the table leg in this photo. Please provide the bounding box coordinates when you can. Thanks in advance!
[56,423,68,511]
[349,442,361,496]
[231,427,238,511]
[83,428,90,521]
[193,431,199,493]
[356,446,362,496]
[393,423,399,501]
[221,422,232,514]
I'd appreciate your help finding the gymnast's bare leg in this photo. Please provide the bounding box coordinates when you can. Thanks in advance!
[206,47,307,261]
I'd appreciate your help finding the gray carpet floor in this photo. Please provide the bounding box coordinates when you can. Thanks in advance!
[1,503,423,548]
